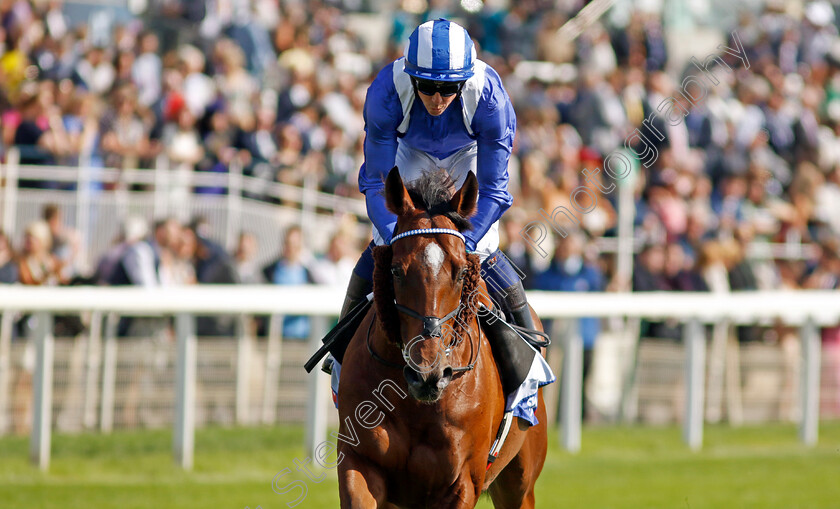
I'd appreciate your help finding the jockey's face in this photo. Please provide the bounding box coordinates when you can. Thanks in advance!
[414,79,462,116]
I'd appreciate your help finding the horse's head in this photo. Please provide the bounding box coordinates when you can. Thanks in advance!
[373,167,482,403]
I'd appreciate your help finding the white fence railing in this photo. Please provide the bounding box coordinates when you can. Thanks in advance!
[0,286,837,470]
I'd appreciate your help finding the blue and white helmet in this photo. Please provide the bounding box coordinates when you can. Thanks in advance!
[404,19,476,82]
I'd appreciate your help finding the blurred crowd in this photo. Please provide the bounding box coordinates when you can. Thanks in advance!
[0,203,359,338]
[1,0,840,343]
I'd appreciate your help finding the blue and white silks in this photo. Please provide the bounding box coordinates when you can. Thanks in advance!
[358,57,515,252]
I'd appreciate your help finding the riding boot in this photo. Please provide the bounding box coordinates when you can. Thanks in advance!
[478,274,554,427]
[321,272,373,374]
[480,278,539,391]
[499,278,537,332]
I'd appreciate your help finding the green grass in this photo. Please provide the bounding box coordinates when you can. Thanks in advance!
[0,422,838,508]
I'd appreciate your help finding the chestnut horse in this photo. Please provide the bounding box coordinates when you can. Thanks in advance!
[336,168,547,508]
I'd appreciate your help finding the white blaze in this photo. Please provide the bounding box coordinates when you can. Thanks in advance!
[424,243,445,276]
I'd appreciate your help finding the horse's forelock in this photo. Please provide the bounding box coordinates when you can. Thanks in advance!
[405,171,472,232]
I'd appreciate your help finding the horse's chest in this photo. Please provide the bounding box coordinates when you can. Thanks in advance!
[402,413,481,463]
[383,428,472,499]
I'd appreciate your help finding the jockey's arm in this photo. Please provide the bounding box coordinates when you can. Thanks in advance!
[464,73,516,252]
[358,74,402,244]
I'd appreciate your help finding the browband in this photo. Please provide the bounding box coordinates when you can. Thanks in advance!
[389,228,465,245]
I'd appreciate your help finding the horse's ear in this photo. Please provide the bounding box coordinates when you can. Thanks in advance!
[385,167,413,216]
[450,171,478,218]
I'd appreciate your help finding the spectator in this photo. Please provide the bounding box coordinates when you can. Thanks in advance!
[698,240,731,295]
[165,224,198,286]
[1,26,29,98]
[99,217,163,337]
[164,108,204,170]
[263,226,313,339]
[150,218,189,286]
[664,243,707,292]
[212,38,258,124]
[59,87,102,170]
[105,216,158,288]
[17,220,63,286]
[132,31,162,108]
[72,46,115,96]
[234,231,264,285]
[195,108,246,194]
[43,203,80,282]
[99,86,151,171]
[803,240,840,291]
[0,230,19,284]
[178,44,215,118]
[13,84,68,169]
[633,243,679,340]
[163,107,204,200]
[727,232,764,343]
[191,219,239,336]
[633,243,668,293]
[535,232,603,419]
[192,226,238,286]
[500,208,543,289]
[309,232,355,287]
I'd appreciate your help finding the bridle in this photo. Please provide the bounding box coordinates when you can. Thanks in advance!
[368,227,480,373]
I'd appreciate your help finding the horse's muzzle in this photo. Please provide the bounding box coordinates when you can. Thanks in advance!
[403,365,453,403]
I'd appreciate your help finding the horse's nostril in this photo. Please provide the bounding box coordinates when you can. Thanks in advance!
[437,367,453,389]
[403,366,422,386]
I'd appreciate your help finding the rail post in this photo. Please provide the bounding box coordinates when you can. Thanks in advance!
[82,311,102,429]
[560,318,583,453]
[305,316,329,457]
[261,314,283,424]
[0,310,15,434]
[799,317,820,446]
[30,312,54,470]
[174,313,197,469]
[100,313,118,432]
[235,314,252,425]
[683,318,705,451]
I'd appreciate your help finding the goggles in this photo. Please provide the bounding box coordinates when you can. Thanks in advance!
[413,78,464,97]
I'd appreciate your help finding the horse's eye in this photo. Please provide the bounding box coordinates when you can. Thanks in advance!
[456,268,467,282]
[391,265,404,279]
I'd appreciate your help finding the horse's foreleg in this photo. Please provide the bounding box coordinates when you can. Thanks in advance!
[432,470,481,509]
[337,451,389,509]
[487,458,532,509]
[488,399,547,509]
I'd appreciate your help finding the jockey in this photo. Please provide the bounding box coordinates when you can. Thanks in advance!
[321,19,552,423]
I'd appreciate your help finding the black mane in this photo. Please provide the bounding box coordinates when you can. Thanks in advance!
[405,171,473,232]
